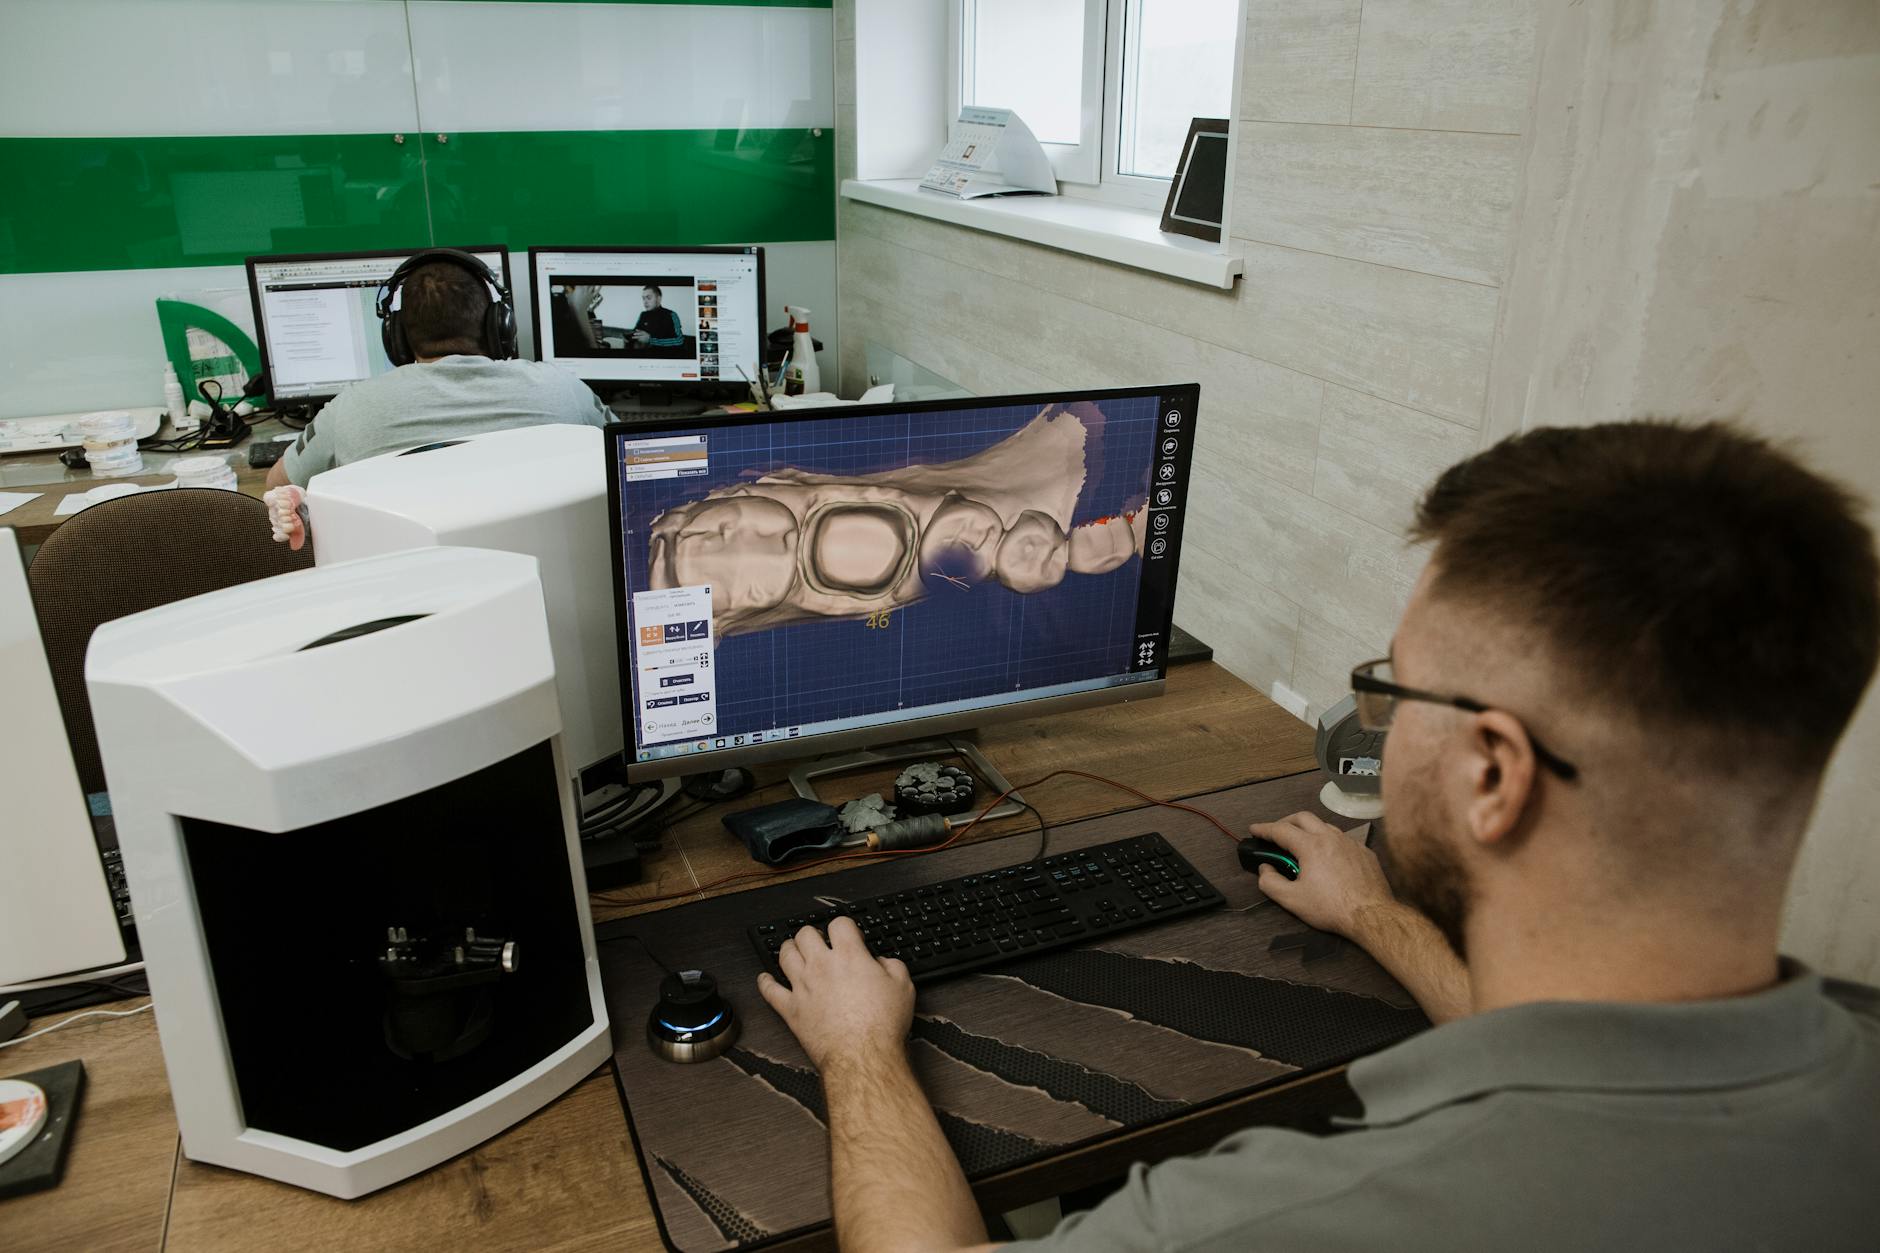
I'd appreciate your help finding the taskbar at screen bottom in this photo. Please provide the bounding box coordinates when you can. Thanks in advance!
[633,671,1159,764]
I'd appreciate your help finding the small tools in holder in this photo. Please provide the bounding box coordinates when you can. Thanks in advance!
[377,925,520,1063]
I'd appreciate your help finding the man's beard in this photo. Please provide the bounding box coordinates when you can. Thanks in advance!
[1384,776,1475,961]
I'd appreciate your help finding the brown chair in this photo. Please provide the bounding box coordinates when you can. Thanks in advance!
[28,488,313,794]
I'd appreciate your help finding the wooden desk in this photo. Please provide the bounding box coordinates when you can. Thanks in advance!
[2,663,1321,1251]
[0,421,287,547]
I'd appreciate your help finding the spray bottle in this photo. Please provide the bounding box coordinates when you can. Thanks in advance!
[162,362,195,432]
[784,306,819,396]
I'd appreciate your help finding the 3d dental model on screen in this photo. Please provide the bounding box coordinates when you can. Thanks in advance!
[648,403,1147,636]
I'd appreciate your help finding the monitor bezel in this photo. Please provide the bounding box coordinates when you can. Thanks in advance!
[527,244,768,392]
[244,244,513,407]
[604,383,1200,783]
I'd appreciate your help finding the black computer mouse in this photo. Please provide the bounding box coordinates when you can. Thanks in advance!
[646,968,738,1063]
[1238,838,1301,880]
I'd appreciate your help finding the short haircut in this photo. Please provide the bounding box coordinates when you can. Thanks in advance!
[1412,420,1878,778]
[643,285,662,297]
[402,261,490,358]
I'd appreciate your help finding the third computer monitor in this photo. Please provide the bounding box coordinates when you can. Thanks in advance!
[606,385,1199,780]
[531,246,764,390]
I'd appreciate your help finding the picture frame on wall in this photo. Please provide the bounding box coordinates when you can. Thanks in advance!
[1159,118,1230,243]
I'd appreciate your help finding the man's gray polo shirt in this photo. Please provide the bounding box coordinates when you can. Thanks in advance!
[281,355,611,487]
[1008,967,1879,1251]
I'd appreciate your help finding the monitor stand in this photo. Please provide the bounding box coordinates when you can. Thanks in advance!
[788,737,1026,823]
[602,382,744,420]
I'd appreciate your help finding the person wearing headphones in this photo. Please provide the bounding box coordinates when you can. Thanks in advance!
[266,250,611,491]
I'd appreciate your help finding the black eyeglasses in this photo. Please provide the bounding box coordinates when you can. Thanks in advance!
[1350,658,1580,781]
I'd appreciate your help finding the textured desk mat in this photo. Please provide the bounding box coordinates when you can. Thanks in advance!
[598,771,1428,1252]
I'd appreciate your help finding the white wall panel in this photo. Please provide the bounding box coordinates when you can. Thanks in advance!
[407,1,835,133]
[0,266,247,419]
[0,0,418,137]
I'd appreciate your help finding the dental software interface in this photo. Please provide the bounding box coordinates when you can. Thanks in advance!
[611,390,1197,763]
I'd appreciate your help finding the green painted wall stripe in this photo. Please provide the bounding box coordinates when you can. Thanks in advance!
[0,129,834,275]
[0,135,431,275]
[421,129,834,252]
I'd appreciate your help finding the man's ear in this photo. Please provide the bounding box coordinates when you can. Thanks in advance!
[1463,710,1538,850]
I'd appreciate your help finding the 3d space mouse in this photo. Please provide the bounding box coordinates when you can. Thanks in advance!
[1238,837,1301,881]
[646,968,738,1063]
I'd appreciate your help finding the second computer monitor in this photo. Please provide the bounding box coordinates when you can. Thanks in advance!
[530,246,764,390]
[247,246,511,405]
[606,385,1199,780]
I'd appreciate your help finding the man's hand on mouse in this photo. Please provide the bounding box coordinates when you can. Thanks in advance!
[1249,812,1398,940]
[758,917,914,1073]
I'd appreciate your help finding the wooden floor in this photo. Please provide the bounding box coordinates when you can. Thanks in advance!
[3,662,1317,1251]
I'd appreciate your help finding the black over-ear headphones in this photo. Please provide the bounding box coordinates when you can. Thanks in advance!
[376,248,518,366]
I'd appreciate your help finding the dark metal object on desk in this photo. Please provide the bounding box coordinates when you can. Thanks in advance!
[646,969,737,1063]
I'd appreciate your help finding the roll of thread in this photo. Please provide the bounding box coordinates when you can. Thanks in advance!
[77,411,144,478]
[172,455,238,491]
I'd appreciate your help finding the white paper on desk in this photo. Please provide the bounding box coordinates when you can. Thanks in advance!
[53,493,95,515]
[0,490,41,516]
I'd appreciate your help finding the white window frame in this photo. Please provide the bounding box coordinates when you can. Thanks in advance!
[948,0,1107,186]
[948,0,1232,211]
[1092,0,1187,210]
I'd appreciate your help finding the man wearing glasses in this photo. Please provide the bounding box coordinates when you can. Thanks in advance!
[758,420,1880,1252]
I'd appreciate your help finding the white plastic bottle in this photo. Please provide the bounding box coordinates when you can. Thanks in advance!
[784,306,820,396]
[163,363,195,432]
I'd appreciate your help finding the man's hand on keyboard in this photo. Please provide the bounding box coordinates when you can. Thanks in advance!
[758,916,915,1073]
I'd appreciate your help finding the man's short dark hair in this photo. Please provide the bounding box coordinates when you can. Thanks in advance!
[1411,420,1878,777]
[643,285,662,298]
[402,261,490,358]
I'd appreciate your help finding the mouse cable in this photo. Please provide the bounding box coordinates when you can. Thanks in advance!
[942,737,1053,861]
[608,934,674,976]
[595,767,1233,908]
[1020,799,1051,862]
[0,1000,153,1051]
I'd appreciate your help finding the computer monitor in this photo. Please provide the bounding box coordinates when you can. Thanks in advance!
[530,246,765,390]
[246,245,512,405]
[605,385,1198,781]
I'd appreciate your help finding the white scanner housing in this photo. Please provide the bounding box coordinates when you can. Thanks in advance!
[304,423,622,790]
[86,546,610,1199]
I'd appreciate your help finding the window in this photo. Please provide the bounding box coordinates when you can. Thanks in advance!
[952,0,1238,209]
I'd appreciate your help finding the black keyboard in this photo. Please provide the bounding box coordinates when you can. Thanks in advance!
[747,832,1222,985]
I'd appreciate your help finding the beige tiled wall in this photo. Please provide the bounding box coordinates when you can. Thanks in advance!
[833,0,1536,720]
[1487,0,1880,982]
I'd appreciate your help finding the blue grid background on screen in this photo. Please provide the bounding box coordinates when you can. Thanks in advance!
[618,397,1161,745]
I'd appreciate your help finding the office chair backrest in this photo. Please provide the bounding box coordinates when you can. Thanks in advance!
[27,488,314,794]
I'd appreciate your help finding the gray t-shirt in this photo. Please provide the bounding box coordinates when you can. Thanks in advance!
[282,355,611,486]
[1008,966,1880,1252]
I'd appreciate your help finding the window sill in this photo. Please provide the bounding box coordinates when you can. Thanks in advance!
[840,179,1242,290]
